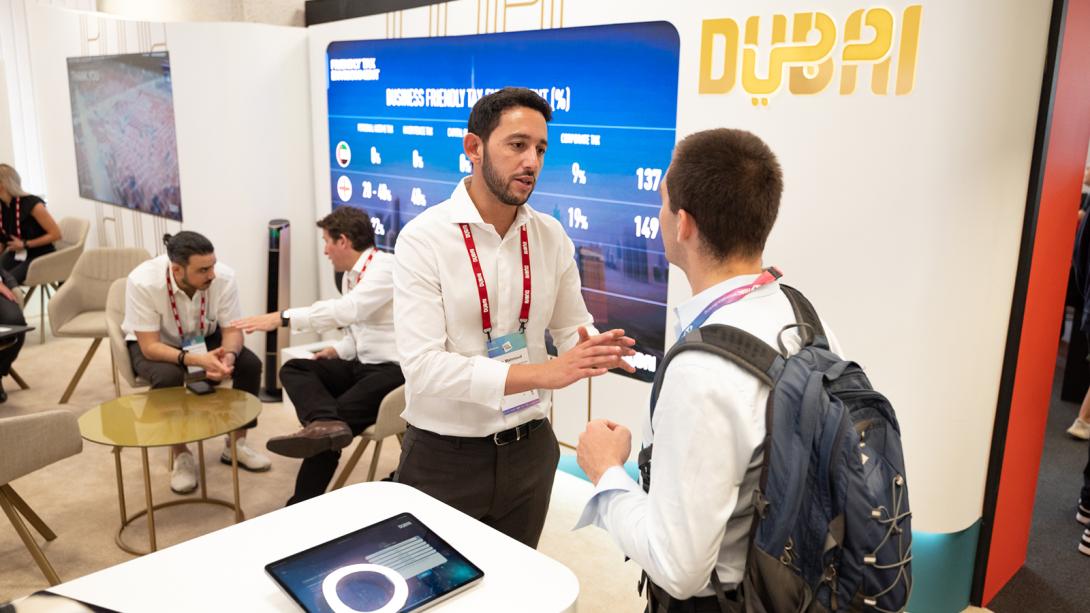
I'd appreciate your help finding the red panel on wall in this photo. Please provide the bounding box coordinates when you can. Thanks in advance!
[983,0,1090,603]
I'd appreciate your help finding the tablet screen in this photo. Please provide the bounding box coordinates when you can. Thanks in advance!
[266,512,484,613]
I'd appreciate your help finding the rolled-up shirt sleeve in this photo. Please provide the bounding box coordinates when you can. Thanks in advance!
[394,230,507,409]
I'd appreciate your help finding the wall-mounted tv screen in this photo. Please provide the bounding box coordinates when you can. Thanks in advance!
[326,22,680,381]
[66,52,183,221]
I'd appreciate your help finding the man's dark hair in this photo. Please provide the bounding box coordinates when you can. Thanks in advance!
[666,128,783,261]
[317,206,375,251]
[467,87,553,144]
[163,231,214,266]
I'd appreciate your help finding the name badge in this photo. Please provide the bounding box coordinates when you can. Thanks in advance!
[13,250,26,262]
[487,332,540,415]
[183,335,208,375]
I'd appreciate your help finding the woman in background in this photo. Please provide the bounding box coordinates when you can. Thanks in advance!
[0,164,61,284]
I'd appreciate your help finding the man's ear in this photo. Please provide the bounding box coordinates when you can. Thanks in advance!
[676,208,697,244]
[463,132,484,165]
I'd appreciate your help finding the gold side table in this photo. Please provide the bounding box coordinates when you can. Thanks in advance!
[78,387,262,555]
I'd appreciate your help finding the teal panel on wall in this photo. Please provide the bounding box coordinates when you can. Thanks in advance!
[906,521,981,613]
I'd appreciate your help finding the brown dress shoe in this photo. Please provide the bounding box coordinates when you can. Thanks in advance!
[265,420,353,458]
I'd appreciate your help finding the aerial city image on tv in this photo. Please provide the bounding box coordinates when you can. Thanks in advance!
[67,51,183,221]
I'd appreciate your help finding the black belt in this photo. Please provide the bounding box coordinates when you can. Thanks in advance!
[645,579,740,613]
[409,418,546,447]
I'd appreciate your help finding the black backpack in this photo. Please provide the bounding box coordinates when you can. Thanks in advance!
[638,286,911,612]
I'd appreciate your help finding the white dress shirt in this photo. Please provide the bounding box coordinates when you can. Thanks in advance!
[394,178,595,437]
[284,247,398,364]
[122,254,242,345]
[576,274,842,599]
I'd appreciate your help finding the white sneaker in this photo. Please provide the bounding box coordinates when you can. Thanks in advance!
[1067,417,1090,440]
[170,451,199,494]
[1080,529,1090,557]
[221,438,271,472]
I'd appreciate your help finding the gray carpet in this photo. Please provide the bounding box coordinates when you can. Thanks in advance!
[988,347,1090,612]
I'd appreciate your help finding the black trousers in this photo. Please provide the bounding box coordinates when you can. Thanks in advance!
[127,328,261,429]
[395,419,561,548]
[0,294,25,376]
[279,358,404,505]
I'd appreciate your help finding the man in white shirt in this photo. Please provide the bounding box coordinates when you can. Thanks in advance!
[393,87,636,547]
[123,231,271,495]
[233,207,403,504]
[576,128,840,611]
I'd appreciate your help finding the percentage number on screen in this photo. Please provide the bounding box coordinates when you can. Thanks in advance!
[567,207,589,230]
[636,168,662,192]
[634,215,659,240]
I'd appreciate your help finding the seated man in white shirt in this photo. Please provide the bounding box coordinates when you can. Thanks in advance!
[233,206,403,505]
[575,129,840,612]
[122,231,271,495]
[393,87,636,547]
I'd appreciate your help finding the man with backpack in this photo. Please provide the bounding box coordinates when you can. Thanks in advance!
[577,129,910,612]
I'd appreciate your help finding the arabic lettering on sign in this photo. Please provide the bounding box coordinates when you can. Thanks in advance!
[699,5,923,106]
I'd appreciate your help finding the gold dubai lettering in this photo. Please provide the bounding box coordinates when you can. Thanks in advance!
[699,5,922,105]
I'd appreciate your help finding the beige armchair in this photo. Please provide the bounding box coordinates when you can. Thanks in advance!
[330,385,406,490]
[23,217,91,344]
[105,277,149,398]
[49,248,150,404]
[0,409,83,585]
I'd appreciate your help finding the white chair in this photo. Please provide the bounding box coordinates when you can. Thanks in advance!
[49,248,150,403]
[330,385,406,490]
[22,217,91,344]
[0,409,83,586]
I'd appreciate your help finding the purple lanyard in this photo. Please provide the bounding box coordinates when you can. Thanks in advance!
[678,267,782,339]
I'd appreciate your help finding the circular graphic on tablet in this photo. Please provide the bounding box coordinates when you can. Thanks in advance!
[321,564,409,613]
[336,175,353,202]
[336,141,352,168]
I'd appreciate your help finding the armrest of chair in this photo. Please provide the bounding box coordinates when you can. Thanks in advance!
[46,281,82,334]
[24,244,84,287]
[0,410,83,485]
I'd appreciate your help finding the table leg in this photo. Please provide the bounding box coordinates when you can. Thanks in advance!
[113,447,127,526]
[198,440,208,500]
[230,431,241,523]
[140,448,157,552]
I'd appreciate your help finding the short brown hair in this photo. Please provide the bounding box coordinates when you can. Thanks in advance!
[317,206,374,251]
[666,129,782,261]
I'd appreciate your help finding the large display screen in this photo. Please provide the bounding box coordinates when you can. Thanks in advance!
[326,22,679,381]
[66,52,183,221]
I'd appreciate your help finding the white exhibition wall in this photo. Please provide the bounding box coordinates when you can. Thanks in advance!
[26,6,318,355]
[308,0,1049,535]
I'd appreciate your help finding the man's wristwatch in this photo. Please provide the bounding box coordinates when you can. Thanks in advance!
[280,310,290,327]
[177,348,187,366]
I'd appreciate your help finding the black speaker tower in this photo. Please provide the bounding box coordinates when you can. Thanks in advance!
[260,219,291,402]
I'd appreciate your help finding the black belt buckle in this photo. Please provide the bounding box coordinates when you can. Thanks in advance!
[492,419,538,446]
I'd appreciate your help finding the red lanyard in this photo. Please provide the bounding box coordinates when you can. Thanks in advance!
[166,268,205,340]
[350,249,375,289]
[0,197,20,239]
[459,223,531,341]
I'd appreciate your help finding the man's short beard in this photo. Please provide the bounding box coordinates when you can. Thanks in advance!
[482,149,533,206]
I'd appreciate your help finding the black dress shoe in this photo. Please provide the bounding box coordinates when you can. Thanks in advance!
[0,379,8,403]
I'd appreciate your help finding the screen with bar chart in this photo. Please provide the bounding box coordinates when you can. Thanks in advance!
[326,22,679,381]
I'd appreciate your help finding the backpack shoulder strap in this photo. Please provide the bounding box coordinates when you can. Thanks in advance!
[779,284,826,348]
[649,324,783,422]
